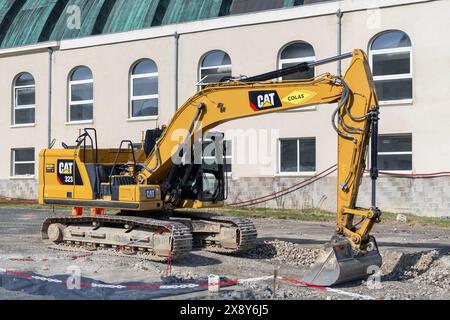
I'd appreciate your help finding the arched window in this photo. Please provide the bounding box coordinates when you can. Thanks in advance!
[199,50,232,86]
[68,66,93,122]
[13,72,35,125]
[279,41,315,80]
[130,59,158,118]
[369,30,412,104]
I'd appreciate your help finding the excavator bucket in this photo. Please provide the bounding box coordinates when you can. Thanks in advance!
[302,236,382,286]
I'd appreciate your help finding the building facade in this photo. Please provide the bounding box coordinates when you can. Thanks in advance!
[0,0,449,217]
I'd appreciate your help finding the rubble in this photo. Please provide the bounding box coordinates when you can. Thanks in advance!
[239,240,320,267]
[384,250,450,290]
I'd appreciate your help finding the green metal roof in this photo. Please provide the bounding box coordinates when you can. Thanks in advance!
[102,0,160,34]
[162,0,225,25]
[0,1,16,22]
[48,0,109,41]
[1,0,59,48]
[0,0,316,49]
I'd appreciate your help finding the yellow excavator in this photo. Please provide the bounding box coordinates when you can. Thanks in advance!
[38,49,382,286]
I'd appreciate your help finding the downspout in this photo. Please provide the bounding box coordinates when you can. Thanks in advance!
[47,47,53,148]
[174,32,180,112]
[336,9,343,76]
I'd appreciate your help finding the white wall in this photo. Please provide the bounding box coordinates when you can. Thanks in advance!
[0,51,49,179]
[0,0,448,183]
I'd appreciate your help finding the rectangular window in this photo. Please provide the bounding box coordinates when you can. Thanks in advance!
[370,48,412,104]
[14,86,35,125]
[279,138,316,173]
[71,83,93,102]
[11,148,35,177]
[69,103,93,122]
[378,134,412,171]
[130,73,158,118]
[69,80,93,122]
[372,51,410,76]
[131,98,158,118]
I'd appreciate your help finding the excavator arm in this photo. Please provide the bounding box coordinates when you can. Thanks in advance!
[141,50,379,246]
[138,49,382,285]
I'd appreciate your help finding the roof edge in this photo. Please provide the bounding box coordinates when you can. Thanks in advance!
[0,41,59,58]
[58,0,432,51]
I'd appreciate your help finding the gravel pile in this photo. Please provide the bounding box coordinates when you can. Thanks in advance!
[384,250,450,290]
[409,252,450,290]
[240,240,320,267]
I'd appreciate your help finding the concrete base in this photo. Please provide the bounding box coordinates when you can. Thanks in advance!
[1,176,449,217]
[226,176,450,218]
[0,179,38,200]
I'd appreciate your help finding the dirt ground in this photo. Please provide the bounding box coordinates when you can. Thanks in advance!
[0,208,448,300]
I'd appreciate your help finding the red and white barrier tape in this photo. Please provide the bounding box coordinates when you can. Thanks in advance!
[279,276,379,300]
[0,266,271,290]
[0,266,379,300]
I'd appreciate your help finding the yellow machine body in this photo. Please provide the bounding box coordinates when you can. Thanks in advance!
[39,148,163,211]
[39,49,380,249]
[38,50,383,285]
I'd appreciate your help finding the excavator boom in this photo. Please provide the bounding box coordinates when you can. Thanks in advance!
[38,49,382,286]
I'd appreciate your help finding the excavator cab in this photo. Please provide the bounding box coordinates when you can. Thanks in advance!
[159,131,227,208]
[199,132,228,203]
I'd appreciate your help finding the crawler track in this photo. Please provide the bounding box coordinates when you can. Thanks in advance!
[172,212,258,254]
[42,215,193,262]
[42,212,257,262]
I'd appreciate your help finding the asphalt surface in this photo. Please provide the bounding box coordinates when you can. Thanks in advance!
[0,208,449,300]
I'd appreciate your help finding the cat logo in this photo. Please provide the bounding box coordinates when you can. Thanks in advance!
[59,161,73,175]
[249,91,282,111]
[282,90,317,105]
[56,160,82,186]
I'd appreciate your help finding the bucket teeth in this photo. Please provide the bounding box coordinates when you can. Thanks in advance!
[302,236,382,286]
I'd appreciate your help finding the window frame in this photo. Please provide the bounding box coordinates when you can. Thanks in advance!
[278,42,316,112]
[369,36,413,105]
[198,50,232,87]
[375,133,413,173]
[12,73,36,126]
[11,148,35,178]
[129,60,159,120]
[67,67,94,124]
[278,137,316,175]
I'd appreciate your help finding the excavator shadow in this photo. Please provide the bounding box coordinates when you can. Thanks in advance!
[171,252,222,267]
